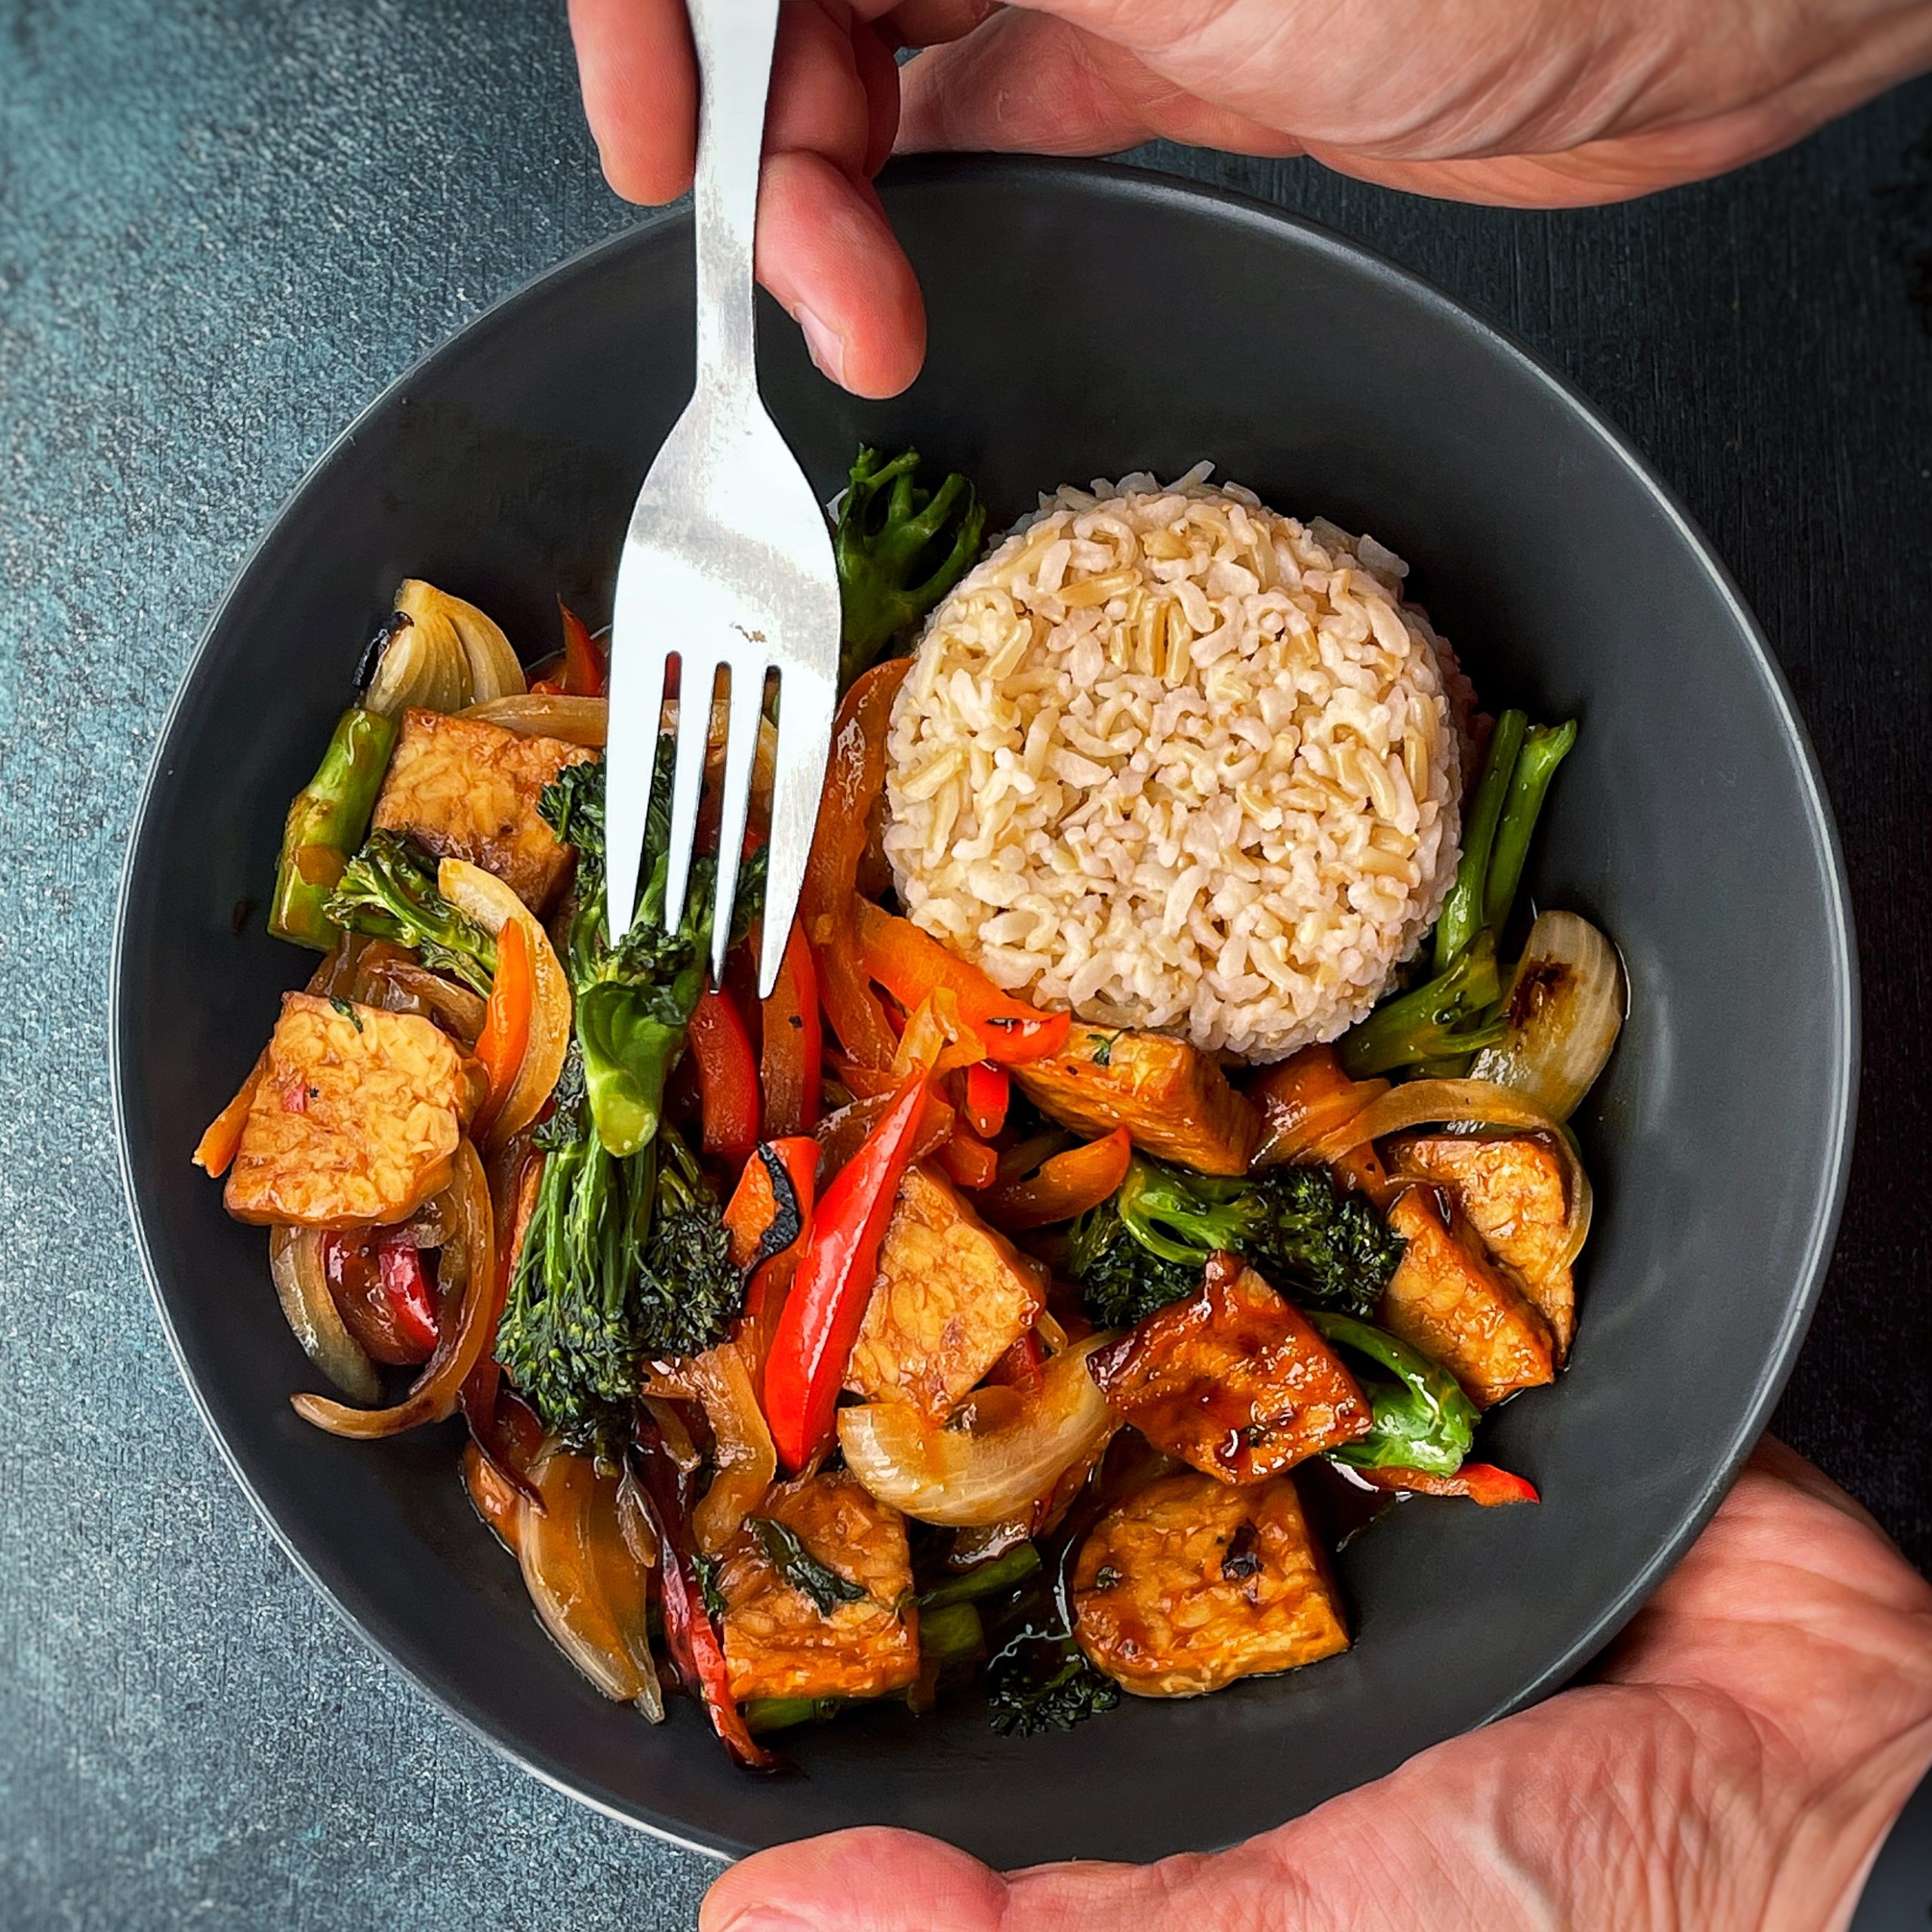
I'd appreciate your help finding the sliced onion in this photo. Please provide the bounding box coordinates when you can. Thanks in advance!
[463,1436,526,1557]
[520,1450,663,1718]
[1310,1078,1595,1278]
[691,1343,777,1558]
[463,694,609,746]
[362,591,472,717]
[1469,911,1625,1122]
[838,1337,1115,1527]
[437,859,571,1148]
[352,945,488,1044]
[409,580,526,704]
[291,1138,496,1437]
[268,1226,381,1404]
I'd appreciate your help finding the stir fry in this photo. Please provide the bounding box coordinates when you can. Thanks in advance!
[196,453,1623,1764]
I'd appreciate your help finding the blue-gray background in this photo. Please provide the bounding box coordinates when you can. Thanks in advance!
[5,2,1930,1927]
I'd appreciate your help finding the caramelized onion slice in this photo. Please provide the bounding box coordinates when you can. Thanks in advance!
[838,1338,1115,1527]
[691,1343,777,1558]
[462,694,609,746]
[520,1449,664,1719]
[1310,1078,1594,1277]
[1469,912,1625,1122]
[291,1139,496,1438]
[268,1226,381,1405]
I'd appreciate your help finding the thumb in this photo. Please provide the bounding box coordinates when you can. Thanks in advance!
[700,1828,1008,1932]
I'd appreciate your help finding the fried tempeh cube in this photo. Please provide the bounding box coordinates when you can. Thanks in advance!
[720,1471,921,1704]
[844,1164,1046,1421]
[371,708,595,912]
[1390,1133,1576,1355]
[223,992,483,1226]
[1012,1024,1260,1176]
[1380,1186,1556,1407]
[1073,1472,1349,1697]
[1089,1254,1371,1482]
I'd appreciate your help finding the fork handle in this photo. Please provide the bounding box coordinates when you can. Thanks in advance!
[689,0,780,401]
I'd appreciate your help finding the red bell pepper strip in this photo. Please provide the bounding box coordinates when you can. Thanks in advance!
[980,1127,1132,1232]
[558,598,608,697]
[722,1137,819,1273]
[377,1232,440,1355]
[472,918,533,1138]
[985,1330,1045,1400]
[814,1086,955,1176]
[801,661,909,1070]
[760,921,822,1135]
[766,1072,929,1471]
[963,1062,1010,1140]
[689,986,761,1168]
[852,899,1069,1065]
[629,1417,779,1772]
[934,1125,999,1190]
[1352,1463,1540,1506]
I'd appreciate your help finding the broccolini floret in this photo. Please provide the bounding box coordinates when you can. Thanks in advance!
[323,830,497,994]
[834,446,986,687]
[1068,1154,1402,1327]
[986,1626,1121,1737]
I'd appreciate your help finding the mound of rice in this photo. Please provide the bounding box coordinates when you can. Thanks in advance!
[881,466,1464,1061]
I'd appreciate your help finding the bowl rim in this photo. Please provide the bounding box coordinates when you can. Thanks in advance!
[109,151,1860,1861]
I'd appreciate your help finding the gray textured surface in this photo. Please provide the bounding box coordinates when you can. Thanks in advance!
[4,1,1930,1927]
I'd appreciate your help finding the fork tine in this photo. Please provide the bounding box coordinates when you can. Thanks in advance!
[661,654,718,940]
[708,660,768,985]
[605,638,670,945]
[755,663,837,998]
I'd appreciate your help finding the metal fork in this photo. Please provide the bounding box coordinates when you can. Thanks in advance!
[604,0,841,995]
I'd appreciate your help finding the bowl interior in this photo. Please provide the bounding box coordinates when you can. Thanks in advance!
[113,158,1854,1866]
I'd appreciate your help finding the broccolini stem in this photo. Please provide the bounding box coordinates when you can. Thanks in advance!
[1435,709,1526,973]
[1340,931,1507,1078]
[1481,719,1577,938]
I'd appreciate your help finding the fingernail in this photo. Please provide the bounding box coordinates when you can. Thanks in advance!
[795,304,848,387]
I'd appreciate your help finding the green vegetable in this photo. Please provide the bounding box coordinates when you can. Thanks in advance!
[324,829,497,994]
[1435,710,1526,972]
[1483,720,1577,937]
[986,1626,1120,1737]
[744,1695,845,1734]
[834,446,986,688]
[918,1543,1042,1611]
[918,1601,986,1667]
[494,1053,739,1451]
[1069,1155,1404,1326]
[693,1549,729,1626]
[1308,1309,1477,1476]
[1066,1195,1201,1330]
[540,755,764,1158]
[1337,929,1507,1078]
[749,1517,868,1617]
[632,1125,742,1359]
[268,707,399,949]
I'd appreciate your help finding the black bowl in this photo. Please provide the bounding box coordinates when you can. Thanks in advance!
[112,158,1856,1866]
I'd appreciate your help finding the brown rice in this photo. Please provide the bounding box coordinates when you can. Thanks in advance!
[881,466,1463,1061]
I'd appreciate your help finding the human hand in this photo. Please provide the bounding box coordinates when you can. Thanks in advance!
[700,1440,1932,1932]
[568,0,1932,395]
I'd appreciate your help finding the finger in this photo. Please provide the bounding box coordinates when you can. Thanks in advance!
[568,0,698,205]
[877,0,1001,51]
[767,0,874,179]
[895,11,1299,157]
[852,18,902,174]
[700,1827,1008,1932]
[755,151,925,396]
[701,1825,1233,1932]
